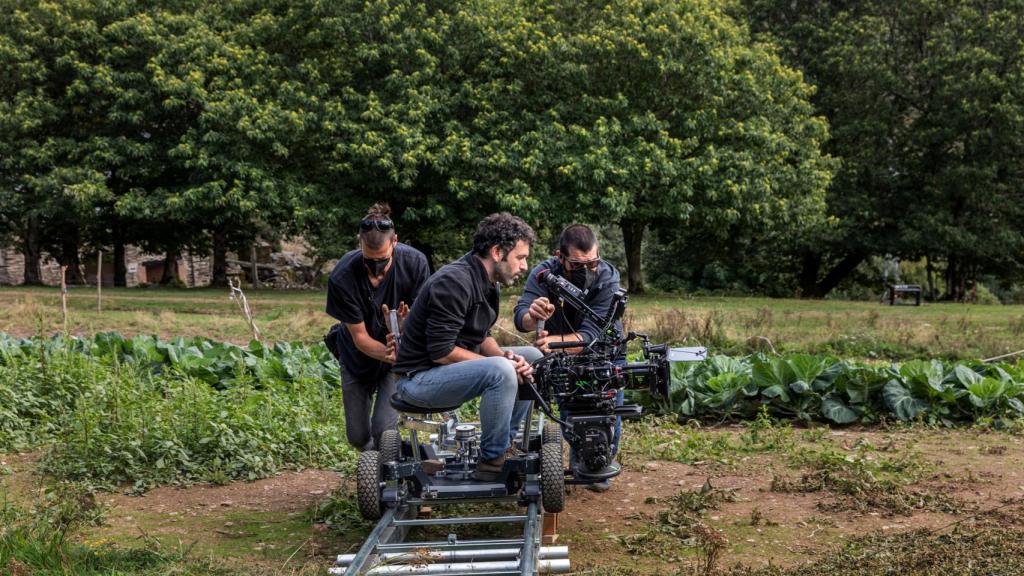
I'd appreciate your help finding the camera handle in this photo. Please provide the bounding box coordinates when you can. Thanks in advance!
[537,270,625,348]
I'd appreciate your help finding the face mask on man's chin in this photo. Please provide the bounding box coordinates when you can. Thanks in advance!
[364,257,389,277]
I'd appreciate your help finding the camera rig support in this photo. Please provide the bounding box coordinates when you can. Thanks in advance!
[524,270,702,481]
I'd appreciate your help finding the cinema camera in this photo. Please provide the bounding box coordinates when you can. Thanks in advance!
[526,270,705,482]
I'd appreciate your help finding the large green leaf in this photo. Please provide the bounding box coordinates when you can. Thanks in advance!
[761,384,790,403]
[900,359,947,396]
[752,358,787,390]
[704,372,747,409]
[967,377,1006,409]
[821,396,859,424]
[786,354,841,393]
[839,366,889,405]
[883,380,928,421]
[789,380,812,395]
[952,365,984,388]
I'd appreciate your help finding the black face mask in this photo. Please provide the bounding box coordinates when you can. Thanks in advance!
[568,267,596,291]
[364,257,390,277]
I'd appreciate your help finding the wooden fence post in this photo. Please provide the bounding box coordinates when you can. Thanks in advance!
[96,250,103,311]
[60,265,69,333]
[251,245,260,289]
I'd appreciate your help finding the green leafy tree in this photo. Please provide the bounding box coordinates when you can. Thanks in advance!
[0,1,113,284]
[446,0,833,292]
[745,0,1024,298]
[133,1,322,285]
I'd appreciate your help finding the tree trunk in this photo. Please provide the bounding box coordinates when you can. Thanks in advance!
[797,250,822,298]
[113,222,127,287]
[160,248,179,285]
[944,255,964,302]
[621,219,645,294]
[925,255,935,301]
[60,235,86,285]
[804,252,866,298]
[22,215,42,285]
[211,229,228,287]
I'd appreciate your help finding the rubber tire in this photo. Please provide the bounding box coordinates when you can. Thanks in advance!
[356,450,383,520]
[542,422,562,445]
[540,441,565,513]
[380,429,401,464]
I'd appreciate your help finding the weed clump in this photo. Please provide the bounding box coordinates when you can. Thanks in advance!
[726,524,1024,576]
[0,333,355,492]
[771,446,963,516]
[619,479,735,572]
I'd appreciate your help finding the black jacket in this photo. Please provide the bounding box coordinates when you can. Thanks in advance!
[393,253,499,375]
[514,257,625,358]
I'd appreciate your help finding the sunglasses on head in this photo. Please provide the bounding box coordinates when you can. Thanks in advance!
[360,218,394,232]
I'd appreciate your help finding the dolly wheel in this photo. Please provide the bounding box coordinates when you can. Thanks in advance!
[380,429,401,464]
[356,450,383,520]
[540,442,565,513]
[542,421,562,445]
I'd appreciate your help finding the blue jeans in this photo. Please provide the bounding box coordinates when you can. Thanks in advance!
[396,346,542,461]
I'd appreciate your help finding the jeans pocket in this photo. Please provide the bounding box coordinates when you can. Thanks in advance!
[397,376,434,408]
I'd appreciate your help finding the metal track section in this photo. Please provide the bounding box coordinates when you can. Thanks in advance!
[334,502,568,576]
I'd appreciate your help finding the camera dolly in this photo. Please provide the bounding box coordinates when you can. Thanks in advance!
[335,393,568,576]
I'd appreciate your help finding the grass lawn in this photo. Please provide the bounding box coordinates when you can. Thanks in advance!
[1,285,1022,360]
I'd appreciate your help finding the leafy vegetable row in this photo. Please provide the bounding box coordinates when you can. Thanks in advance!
[648,354,1024,425]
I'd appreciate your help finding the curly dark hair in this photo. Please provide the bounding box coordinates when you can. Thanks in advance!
[471,212,535,258]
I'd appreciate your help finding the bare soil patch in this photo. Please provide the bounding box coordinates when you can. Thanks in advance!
[99,469,342,517]
[7,426,1024,574]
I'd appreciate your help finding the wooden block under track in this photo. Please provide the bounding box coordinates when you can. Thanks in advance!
[542,512,559,544]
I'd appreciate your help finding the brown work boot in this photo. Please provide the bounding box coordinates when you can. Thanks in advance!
[473,455,507,481]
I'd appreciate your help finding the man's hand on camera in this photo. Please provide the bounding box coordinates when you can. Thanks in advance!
[504,350,533,383]
[534,330,551,353]
[528,297,555,322]
[536,331,582,354]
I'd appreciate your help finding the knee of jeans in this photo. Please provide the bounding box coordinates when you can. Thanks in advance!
[482,357,518,389]
[518,346,544,363]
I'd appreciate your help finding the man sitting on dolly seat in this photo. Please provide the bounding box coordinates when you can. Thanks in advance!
[392,213,544,481]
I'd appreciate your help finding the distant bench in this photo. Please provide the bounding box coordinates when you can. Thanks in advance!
[887,284,922,306]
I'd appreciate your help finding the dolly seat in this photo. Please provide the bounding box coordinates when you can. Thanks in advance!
[389,393,461,415]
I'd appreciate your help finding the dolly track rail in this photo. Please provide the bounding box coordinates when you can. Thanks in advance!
[333,502,567,576]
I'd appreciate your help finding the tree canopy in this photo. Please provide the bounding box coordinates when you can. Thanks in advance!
[744,0,1024,298]
[1,0,1020,299]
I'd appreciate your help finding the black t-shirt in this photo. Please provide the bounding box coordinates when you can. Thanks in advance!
[325,242,430,380]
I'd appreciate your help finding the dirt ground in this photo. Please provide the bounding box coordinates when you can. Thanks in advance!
[6,425,1022,574]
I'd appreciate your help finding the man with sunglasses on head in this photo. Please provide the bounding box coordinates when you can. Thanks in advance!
[514,223,625,492]
[326,203,430,452]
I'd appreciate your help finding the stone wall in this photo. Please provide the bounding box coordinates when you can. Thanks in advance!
[0,246,216,288]
[0,248,25,285]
